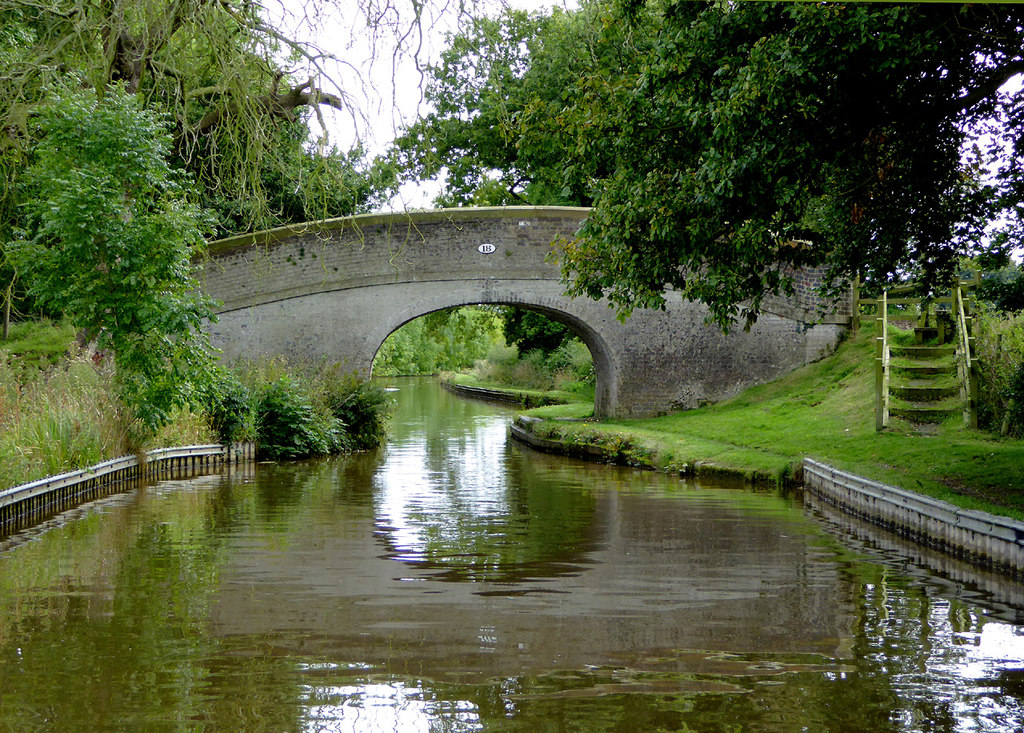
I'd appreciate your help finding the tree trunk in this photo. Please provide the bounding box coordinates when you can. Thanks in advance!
[2,279,11,341]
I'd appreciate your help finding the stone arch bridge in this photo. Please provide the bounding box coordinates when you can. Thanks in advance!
[199,206,851,419]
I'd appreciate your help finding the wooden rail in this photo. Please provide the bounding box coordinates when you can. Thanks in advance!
[856,269,980,329]
[875,291,890,431]
[860,277,979,430]
[954,286,979,429]
[0,443,254,536]
[859,285,952,327]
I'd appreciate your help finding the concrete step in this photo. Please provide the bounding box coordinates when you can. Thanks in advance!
[891,358,957,376]
[889,405,961,423]
[889,388,964,422]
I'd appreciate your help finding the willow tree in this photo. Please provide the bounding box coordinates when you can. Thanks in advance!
[0,0,410,235]
[0,0,449,423]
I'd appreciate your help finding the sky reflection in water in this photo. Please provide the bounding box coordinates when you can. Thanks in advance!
[0,379,1022,732]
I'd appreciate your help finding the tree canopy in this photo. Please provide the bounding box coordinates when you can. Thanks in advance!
[9,86,217,428]
[501,308,572,355]
[0,0,427,427]
[391,3,627,207]
[0,0,401,240]
[396,1,1024,328]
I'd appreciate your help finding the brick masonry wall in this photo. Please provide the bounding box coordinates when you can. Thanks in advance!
[200,207,588,312]
[201,207,852,418]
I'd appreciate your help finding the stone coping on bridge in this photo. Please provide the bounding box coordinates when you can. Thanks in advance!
[204,205,592,258]
[200,206,852,418]
[201,205,851,328]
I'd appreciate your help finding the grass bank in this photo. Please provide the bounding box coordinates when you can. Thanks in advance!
[0,321,215,489]
[0,321,392,490]
[443,372,586,408]
[512,325,1024,521]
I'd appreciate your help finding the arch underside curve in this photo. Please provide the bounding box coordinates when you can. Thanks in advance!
[362,280,618,416]
[209,279,621,417]
[208,278,847,420]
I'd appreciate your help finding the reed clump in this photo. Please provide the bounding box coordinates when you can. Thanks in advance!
[2,353,146,489]
[0,323,215,490]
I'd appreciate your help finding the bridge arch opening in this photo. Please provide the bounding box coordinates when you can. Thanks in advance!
[203,207,849,419]
[366,301,615,415]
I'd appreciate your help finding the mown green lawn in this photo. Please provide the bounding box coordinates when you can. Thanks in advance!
[524,326,1024,520]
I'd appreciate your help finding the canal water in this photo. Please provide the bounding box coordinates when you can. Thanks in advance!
[0,378,1022,732]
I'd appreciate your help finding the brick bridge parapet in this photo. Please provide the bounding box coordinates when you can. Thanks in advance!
[199,206,851,419]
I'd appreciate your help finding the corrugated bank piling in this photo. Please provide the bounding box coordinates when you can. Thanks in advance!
[0,443,255,535]
[803,458,1024,577]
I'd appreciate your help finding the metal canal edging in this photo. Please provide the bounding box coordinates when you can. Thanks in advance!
[0,443,255,536]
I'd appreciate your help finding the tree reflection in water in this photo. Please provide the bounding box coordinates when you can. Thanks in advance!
[0,379,1022,732]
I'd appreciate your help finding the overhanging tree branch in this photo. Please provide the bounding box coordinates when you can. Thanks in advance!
[956,60,1024,112]
[194,77,345,134]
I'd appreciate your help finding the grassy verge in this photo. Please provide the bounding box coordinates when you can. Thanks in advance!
[0,326,215,490]
[1,322,392,490]
[443,372,590,408]
[514,325,1024,521]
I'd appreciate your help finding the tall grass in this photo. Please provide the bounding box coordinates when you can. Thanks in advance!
[975,307,1024,435]
[1,322,392,489]
[0,354,126,487]
[473,338,595,395]
[0,344,215,491]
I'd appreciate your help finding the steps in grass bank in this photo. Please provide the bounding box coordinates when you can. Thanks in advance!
[888,334,962,425]
[868,281,978,432]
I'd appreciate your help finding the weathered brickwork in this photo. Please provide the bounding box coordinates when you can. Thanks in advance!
[200,206,852,419]
[756,264,851,324]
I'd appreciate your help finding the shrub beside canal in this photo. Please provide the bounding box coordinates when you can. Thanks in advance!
[975,308,1024,437]
[211,357,392,460]
[0,323,392,488]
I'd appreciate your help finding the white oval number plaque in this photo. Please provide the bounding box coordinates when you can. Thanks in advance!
[477,243,497,254]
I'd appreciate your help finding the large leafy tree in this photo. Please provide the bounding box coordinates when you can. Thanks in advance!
[10,87,216,428]
[391,3,643,206]
[501,308,571,355]
[0,0,418,425]
[559,1,1024,327]
[399,1,1024,328]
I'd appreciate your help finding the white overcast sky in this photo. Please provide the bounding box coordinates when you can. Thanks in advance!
[271,0,578,209]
